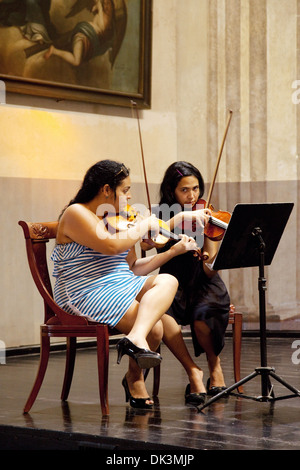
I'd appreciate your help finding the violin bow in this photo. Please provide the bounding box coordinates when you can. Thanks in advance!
[131,100,152,212]
[205,110,233,209]
[131,101,182,247]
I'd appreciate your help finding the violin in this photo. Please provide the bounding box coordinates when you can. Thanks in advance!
[104,203,181,248]
[193,198,230,241]
[103,203,137,231]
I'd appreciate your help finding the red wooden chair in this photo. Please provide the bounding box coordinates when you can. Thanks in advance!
[19,220,160,415]
[228,304,243,393]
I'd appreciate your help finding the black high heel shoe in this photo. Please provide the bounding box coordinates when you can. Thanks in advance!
[122,376,153,409]
[185,384,207,407]
[116,337,162,369]
[206,378,228,397]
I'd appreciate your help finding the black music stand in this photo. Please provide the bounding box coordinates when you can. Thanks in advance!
[197,202,300,412]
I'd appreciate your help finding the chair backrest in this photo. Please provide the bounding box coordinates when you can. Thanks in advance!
[19,221,87,326]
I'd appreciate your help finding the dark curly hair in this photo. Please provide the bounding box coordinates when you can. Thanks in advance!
[60,160,130,218]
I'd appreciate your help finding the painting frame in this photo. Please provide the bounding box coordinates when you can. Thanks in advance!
[0,0,152,109]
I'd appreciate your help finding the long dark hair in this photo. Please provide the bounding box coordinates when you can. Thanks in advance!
[60,160,130,217]
[159,161,204,206]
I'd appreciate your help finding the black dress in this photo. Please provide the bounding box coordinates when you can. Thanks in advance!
[157,237,230,358]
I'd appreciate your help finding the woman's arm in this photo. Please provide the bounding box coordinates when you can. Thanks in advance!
[141,209,219,276]
[130,235,198,276]
[168,208,211,232]
[58,204,159,255]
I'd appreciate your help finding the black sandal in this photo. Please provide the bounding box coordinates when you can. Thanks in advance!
[116,337,162,369]
[185,384,207,406]
[206,378,227,397]
[122,376,153,409]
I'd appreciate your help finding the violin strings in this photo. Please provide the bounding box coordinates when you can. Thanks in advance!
[210,216,228,230]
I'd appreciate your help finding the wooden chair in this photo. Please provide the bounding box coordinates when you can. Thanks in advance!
[19,220,160,415]
[228,304,243,393]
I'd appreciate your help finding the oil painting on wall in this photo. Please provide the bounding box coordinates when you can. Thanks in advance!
[0,0,152,107]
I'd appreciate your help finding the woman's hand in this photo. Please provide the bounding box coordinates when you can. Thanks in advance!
[192,208,211,227]
[181,208,211,228]
[170,234,199,257]
[144,214,160,239]
[171,208,211,233]
[127,214,159,241]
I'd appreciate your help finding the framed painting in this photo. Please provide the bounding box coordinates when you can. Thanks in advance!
[0,0,152,108]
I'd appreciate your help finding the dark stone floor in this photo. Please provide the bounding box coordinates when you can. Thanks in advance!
[1,336,300,454]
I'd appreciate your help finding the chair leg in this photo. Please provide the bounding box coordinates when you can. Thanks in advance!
[152,344,161,397]
[143,365,160,397]
[96,326,110,415]
[144,344,161,397]
[61,337,76,401]
[232,313,243,393]
[152,364,161,397]
[23,330,50,413]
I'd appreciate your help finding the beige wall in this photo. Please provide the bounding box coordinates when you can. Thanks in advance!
[0,0,299,349]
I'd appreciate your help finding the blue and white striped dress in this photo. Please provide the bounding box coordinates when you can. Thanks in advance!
[51,242,148,326]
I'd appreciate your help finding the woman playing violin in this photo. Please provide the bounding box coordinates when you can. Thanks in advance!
[145,161,230,402]
[51,159,198,409]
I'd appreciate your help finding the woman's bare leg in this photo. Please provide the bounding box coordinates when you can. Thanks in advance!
[161,315,206,393]
[116,309,163,403]
[116,274,178,350]
[115,274,177,402]
[194,320,226,388]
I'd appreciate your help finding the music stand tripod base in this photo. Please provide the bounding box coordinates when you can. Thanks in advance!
[197,203,299,413]
[197,366,300,412]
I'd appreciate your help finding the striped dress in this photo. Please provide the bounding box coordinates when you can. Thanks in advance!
[51,242,148,326]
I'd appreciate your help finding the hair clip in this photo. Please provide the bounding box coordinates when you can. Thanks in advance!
[176,169,183,177]
[115,164,128,177]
